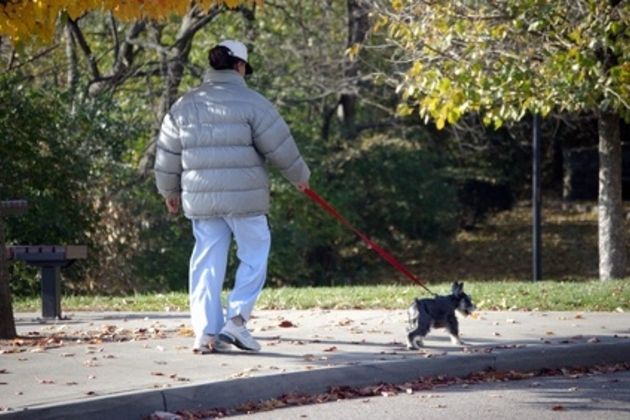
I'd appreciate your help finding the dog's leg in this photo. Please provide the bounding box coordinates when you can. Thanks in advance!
[407,301,419,328]
[410,335,424,349]
[407,328,425,349]
[406,302,421,349]
[408,311,431,349]
[446,314,464,346]
[449,334,464,346]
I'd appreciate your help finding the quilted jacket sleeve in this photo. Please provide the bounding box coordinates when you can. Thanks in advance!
[154,112,183,199]
[251,103,310,186]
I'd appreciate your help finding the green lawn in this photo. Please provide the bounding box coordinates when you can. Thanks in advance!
[12,280,628,313]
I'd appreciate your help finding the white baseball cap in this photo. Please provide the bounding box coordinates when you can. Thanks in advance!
[218,40,253,74]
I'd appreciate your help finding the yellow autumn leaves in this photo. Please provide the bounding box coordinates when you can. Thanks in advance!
[0,0,262,44]
[380,0,630,129]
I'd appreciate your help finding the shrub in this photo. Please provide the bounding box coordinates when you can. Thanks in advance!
[267,134,459,286]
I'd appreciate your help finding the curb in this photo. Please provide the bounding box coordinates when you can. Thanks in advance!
[3,340,630,420]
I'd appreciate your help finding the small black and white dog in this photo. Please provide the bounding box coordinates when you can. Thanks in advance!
[406,282,476,349]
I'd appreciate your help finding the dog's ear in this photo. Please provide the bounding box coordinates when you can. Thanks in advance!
[451,282,463,296]
[451,282,463,295]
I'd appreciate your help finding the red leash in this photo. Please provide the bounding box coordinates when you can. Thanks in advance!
[303,187,436,296]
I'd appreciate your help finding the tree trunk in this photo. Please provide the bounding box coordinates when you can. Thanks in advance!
[64,22,79,111]
[0,217,17,339]
[138,7,221,176]
[339,0,369,138]
[138,26,193,177]
[598,111,626,280]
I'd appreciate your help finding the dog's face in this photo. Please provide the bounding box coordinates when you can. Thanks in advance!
[452,282,476,316]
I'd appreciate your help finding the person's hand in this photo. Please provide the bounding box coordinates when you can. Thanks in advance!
[165,196,180,215]
[296,181,310,192]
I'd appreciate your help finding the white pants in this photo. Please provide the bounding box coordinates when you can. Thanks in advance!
[189,215,270,338]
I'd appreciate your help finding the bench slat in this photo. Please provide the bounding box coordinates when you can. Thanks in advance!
[0,200,28,217]
[6,245,87,262]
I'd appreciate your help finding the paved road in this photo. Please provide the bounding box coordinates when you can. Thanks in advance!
[1,310,629,419]
[229,369,630,420]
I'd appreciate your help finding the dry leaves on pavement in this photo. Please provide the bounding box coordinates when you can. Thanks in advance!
[155,362,629,419]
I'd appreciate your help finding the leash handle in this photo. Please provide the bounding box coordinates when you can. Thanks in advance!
[303,187,435,295]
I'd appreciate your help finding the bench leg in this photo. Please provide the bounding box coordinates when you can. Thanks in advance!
[40,266,61,319]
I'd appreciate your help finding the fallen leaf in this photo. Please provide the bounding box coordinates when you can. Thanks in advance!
[177,327,194,337]
[151,411,185,420]
[552,405,565,411]
[278,320,295,328]
[83,358,99,367]
[323,346,338,352]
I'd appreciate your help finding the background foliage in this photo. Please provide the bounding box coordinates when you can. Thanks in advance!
[0,1,626,296]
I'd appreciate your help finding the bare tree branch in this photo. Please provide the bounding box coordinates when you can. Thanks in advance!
[64,22,79,99]
[172,6,221,50]
[2,44,60,74]
[67,18,101,79]
[109,13,120,61]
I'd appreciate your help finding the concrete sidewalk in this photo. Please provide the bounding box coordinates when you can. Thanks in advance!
[0,309,629,419]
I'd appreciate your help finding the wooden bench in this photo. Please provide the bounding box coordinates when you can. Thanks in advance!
[1,200,87,319]
[6,245,87,319]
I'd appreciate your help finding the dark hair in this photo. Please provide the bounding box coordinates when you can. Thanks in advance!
[208,46,241,71]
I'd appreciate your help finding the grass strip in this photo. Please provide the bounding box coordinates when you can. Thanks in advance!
[11,280,628,313]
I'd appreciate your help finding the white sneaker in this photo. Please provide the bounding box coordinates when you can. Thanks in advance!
[193,334,231,354]
[211,336,232,352]
[218,320,261,352]
[193,334,212,354]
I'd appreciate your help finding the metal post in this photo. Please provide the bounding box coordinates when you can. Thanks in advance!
[532,114,542,281]
[40,265,62,319]
[41,265,62,319]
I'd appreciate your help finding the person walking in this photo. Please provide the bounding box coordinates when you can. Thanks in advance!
[154,40,310,353]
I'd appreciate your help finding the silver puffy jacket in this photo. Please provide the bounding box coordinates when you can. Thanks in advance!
[154,69,310,219]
